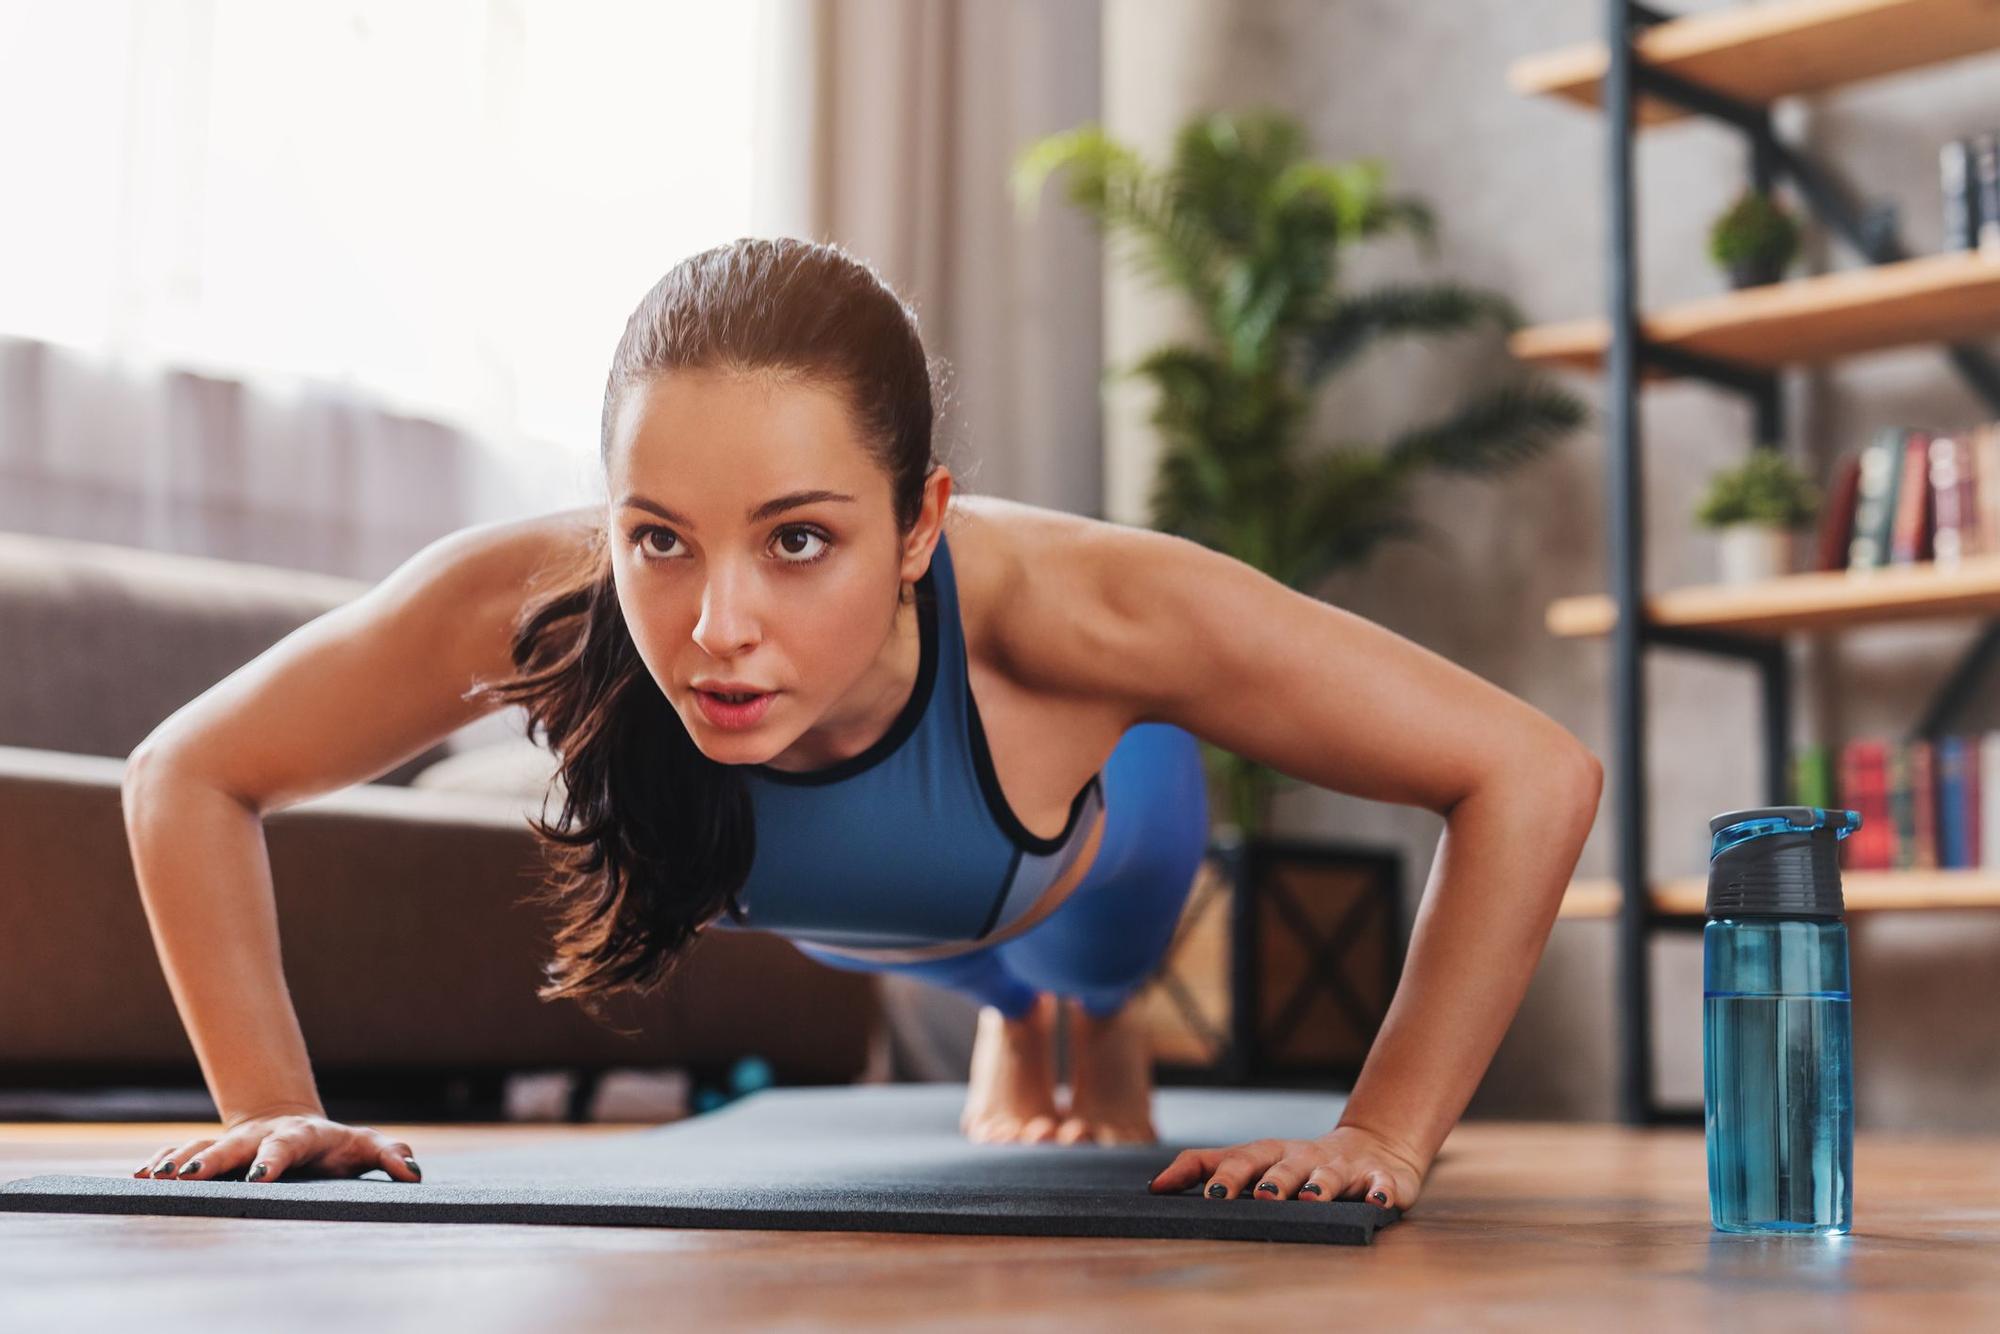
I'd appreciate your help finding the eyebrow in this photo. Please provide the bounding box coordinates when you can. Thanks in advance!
[618,489,859,527]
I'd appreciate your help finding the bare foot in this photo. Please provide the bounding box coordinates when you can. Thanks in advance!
[1055,995,1158,1145]
[960,992,1062,1144]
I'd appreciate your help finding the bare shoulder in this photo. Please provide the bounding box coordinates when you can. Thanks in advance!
[941,493,1191,725]
[393,502,602,685]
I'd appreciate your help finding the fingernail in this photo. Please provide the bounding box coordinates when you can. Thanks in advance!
[154,1161,175,1177]
[1302,1183,1322,1196]
[1206,1182,1226,1198]
[248,1162,268,1182]
[403,1157,421,1179]
[1256,1182,1278,1195]
[178,1160,201,1176]
[1371,1189,1388,1204]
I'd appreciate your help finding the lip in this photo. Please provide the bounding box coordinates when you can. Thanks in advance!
[692,680,775,694]
[693,685,778,731]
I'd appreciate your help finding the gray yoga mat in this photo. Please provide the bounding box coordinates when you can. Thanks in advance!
[0,1082,1400,1245]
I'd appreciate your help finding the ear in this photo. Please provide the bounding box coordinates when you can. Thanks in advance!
[900,465,954,584]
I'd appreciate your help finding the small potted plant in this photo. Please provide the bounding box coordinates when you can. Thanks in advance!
[1708,189,1803,289]
[1696,448,1821,584]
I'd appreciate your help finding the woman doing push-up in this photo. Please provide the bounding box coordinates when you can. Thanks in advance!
[123,237,1600,1214]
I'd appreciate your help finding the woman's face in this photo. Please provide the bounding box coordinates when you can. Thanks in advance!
[605,367,942,765]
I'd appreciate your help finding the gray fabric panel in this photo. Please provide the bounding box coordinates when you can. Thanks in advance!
[0,531,441,782]
[0,1084,1400,1245]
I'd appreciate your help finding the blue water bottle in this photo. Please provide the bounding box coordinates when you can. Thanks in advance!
[1704,806,1858,1235]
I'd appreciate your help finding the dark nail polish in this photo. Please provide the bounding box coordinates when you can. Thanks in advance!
[248,1162,268,1182]
[1256,1182,1278,1195]
[155,1161,175,1177]
[178,1160,201,1176]
[1206,1182,1226,1198]
[1371,1190,1388,1204]
[1301,1183,1322,1196]
[403,1157,421,1179]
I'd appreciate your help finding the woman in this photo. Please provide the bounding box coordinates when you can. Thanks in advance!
[124,237,1600,1213]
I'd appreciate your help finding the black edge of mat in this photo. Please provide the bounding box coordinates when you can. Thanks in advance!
[0,1176,1398,1245]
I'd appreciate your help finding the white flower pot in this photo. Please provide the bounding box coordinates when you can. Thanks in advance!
[1715,523,1793,585]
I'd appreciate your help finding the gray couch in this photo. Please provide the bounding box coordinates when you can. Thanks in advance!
[0,530,881,1109]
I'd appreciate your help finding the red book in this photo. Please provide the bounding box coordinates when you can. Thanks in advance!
[1889,431,1934,564]
[1839,739,1889,870]
[1815,451,1863,572]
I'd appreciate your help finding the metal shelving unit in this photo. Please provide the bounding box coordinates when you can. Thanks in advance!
[1514,0,2000,1125]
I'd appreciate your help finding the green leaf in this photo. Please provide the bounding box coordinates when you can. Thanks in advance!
[1383,380,1588,476]
[1300,283,1523,384]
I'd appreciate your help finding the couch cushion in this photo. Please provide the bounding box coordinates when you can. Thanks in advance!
[0,530,443,782]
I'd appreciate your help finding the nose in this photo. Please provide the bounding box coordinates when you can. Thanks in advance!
[691,563,763,658]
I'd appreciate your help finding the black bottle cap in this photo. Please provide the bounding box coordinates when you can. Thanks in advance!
[1706,806,1856,920]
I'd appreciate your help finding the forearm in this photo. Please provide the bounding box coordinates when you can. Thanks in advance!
[122,759,326,1125]
[1333,750,1599,1167]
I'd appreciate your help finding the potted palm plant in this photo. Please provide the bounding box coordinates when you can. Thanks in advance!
[1696,448,1820,584]
[1014,109,1586,840]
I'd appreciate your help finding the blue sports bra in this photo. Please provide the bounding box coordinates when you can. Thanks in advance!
[704,527,1104,949]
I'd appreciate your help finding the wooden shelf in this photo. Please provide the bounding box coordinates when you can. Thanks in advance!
[1547,554,2000,639]
[1509,0,2000,126]
[1510,249,2000,375]
[1560,869,2000,918]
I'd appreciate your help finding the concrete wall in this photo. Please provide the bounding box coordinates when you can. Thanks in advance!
[1103,0,2000,1129]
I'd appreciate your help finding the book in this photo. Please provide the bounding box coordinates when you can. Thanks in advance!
[1791,743,1834,808]
[1887,741,1913,869]
[1970,731,1984,869]
[1976,131,2000,255]
[1889,431,1934,565]
[1839,739,1890,870]
[1942,137,1977,253]
[1848,429,1905,571]
[1931,433,1968,565]
[1983,732,2000,870]
[1814,451,1862,572]
[1909,738,1939,870]
[1977,422,2000,554]
[1937,734,1971,868]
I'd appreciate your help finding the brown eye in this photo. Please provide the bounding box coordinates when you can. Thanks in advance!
[774,526,832,564]
[633,525,680,558]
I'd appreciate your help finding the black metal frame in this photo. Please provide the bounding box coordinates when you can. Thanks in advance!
[1154,834,1404,1090]
[1600,0,2000,1125]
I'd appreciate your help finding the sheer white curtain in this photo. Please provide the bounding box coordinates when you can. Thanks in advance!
[0,0,794,576]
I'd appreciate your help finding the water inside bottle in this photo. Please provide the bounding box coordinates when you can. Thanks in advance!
[1704,920,1853,1234]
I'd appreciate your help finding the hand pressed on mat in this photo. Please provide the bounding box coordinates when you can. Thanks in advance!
[134,1108,423,1185]
[1145,1122,1426,1211]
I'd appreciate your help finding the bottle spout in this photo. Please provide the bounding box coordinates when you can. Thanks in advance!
[1709,806,1860,862]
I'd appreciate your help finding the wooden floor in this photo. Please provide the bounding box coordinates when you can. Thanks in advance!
[3,1117,1998,1331]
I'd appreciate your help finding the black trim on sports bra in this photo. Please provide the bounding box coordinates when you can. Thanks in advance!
[965,681,1102,856]
[746,570,939,787]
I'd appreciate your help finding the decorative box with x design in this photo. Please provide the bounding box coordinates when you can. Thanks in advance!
[1133,834,1403,1086]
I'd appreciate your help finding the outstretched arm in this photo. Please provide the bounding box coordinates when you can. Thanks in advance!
[997,514,1603,1208]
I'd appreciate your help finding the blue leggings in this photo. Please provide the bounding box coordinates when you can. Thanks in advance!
[795,722,1210,1020]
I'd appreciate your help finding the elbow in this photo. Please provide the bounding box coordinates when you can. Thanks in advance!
[121,738,168,795]
[1472,725,1601,822]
